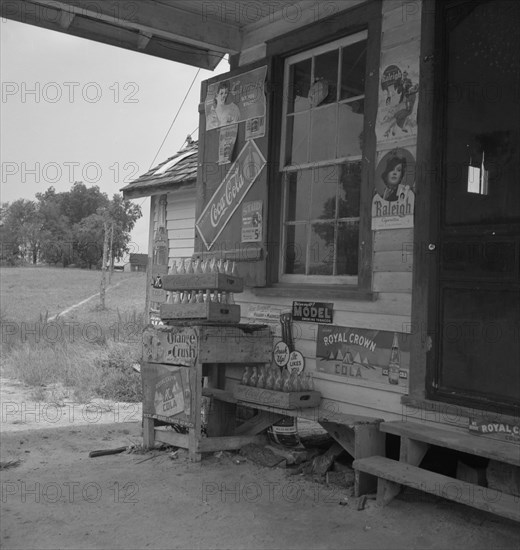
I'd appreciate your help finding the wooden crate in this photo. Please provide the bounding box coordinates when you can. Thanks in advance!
[143,324,273,365]
[233,385,321,410]
[162,273,244,293]
[160,301,241,323]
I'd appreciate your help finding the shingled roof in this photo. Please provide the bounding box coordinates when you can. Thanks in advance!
[121,141,198,199]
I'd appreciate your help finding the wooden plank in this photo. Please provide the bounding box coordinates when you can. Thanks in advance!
[160,302,241,324]
[373,250,413,272]
[400,437,428,466]
[376,478,402,506]
[354,423,387,496]
[143,417,155,449]
[242,0,366,50]
[189,360,202,462]
[167,217,196,230]
[154,429,189,450]
[202,387,237,404]
[162,272,244,292]
[373,228,414,253]
[353,456,520,522]
[166,227,195,240]
[373,272,413,292]
[198,326,272,364]
[381,422,520,466]
[234,385,321,409]
[235,410,284,436]
[319,421,355,457]
[240,289,413,317]
[408,0,438,399]
[197,435,267,453]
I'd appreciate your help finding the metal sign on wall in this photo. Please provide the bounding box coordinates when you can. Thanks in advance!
[196,140,266,250]
[292,301,333,324]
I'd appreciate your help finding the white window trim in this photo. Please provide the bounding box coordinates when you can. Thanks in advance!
[279,30,368,285]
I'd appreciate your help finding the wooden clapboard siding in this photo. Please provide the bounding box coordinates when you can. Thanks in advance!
[373,251,413,272]
[240,0,366,52]
[374,228,414,253]
[166,228,194,240]
[166,189,196,259]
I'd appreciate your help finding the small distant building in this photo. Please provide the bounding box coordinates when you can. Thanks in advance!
[126,253,148,272]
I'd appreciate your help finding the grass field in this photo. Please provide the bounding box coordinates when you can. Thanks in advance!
[0,266,147,402]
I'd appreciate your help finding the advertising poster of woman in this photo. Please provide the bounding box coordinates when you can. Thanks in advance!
[371,147,416,230]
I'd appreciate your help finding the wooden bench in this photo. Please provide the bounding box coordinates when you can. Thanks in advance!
[352,456,520,522]
[352,420,520,522]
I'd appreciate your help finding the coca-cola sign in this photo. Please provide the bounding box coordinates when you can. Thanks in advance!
[196,140,266,250]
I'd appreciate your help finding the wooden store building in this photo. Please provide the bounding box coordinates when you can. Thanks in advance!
[9,0,519,521]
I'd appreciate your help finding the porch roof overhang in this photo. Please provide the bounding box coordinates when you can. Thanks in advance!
[2,0,243,70]
[2,1,368,70]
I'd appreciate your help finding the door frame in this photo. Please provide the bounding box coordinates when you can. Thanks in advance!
[410,0,520,415]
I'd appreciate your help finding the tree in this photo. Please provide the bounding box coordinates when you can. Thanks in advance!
[60,182,109,225]
[1,199,41,264]
[36,189,73,266]
[107,194,142,263]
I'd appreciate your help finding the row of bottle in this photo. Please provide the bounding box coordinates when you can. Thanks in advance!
[241,365,315,393]
[166,289,235,305]
[170,257,238,276]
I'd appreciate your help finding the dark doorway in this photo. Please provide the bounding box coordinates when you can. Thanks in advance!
[428,0,520,414]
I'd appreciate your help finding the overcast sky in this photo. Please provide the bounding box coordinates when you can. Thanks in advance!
[0,18,228,257]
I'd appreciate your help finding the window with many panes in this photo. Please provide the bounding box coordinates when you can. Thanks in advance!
[280,31,367,284]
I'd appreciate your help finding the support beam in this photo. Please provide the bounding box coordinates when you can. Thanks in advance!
[1,0,236,69]
[32,0,242,52]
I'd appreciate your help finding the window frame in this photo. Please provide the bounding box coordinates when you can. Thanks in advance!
[264,1,382,294]
[279,31,368,285]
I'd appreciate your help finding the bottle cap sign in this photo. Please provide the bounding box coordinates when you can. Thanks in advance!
[273,341,289,366]
[287,350,305,374]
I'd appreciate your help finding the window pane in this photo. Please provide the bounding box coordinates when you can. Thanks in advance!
[338,162,362,218]
[285,112,309,165]
[309,223,334,275]
[444,2,520,224]
[341,40,367,100]
[338,100,364,158]
[337,221,359,275]
[314,50,338,105]
[287,59,312,114]
[309,165,339,220]
[310,104,337,162]
[286,171,312,221]
[285,224,307,274]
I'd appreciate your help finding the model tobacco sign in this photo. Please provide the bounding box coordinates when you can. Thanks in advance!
[196,140,266,250]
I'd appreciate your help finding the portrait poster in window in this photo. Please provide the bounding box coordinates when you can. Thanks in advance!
[205,66,267,131]
[371,147,416,230]
[376,44,420,143]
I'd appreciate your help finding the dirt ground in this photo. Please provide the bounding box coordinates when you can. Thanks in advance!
[1,379,520,550]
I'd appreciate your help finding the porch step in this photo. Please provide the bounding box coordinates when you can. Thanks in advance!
[353,456,520,523]
[381,421,520,466]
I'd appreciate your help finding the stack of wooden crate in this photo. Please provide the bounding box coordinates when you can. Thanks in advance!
[160,259,243,324]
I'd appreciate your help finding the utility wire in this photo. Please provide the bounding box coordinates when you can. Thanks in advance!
[148,68,201,169]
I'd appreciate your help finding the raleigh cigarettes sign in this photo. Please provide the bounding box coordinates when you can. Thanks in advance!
[196,140,266,250]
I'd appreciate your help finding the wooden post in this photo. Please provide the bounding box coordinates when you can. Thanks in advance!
[100,220,110,309]
[108,222,114,284]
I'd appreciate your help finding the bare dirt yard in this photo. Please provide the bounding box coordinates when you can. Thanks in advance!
[2,267,520,549]
[1,376,520,550]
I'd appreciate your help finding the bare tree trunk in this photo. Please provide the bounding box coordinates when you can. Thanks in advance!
[100,220,110,309]
[108,222,114,284]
